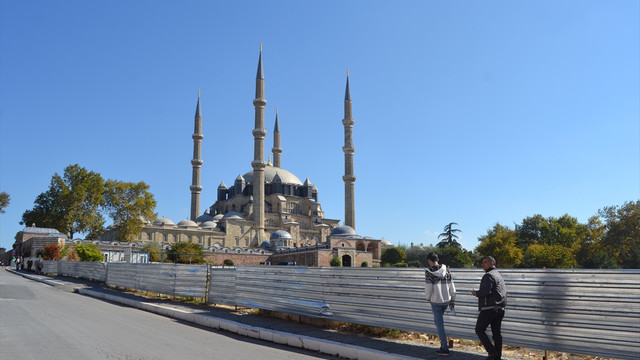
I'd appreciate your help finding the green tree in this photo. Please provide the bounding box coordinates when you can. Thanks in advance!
[516,214,546,249]
[21,164,105,239]
[437,222,462,248]
[576,216,608,268]
[522,244,577,268]
[381,247,407,266]
[104,180,157,242]
[598,201,640,269]
[0,191,10,213]
[475,223,523,268]
[329,257,341,266]
[542,214,587,248]
[167,242,204,264]
[142,242,162,262]
[438,245,474,268]
[405,245,435,267]
[75,243,103,262]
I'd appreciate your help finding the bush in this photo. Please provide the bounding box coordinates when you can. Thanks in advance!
[142,243,162,262]
[360,261,368,267]
[223,259,234,266]
[330,257,341,267]
[167,242,205,264]
[381,247,407,266]
[44,244,61,260]
[393,262,408,267]
[75,244,103,262]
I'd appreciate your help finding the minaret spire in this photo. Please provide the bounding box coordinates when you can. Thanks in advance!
[190,89,204,221]
[272,107,282,168]
[251,44,267,244]
[342,69,356,229]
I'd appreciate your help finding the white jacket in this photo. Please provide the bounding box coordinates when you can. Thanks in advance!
[425,264,456,305]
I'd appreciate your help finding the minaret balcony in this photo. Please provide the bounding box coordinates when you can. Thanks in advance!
[253,98,267,107]
[251,160,267,169]
[252,128,267,137]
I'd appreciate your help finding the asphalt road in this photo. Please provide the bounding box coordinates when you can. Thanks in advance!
[0,269,338,360]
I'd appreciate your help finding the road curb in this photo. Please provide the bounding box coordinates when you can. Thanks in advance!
[76,288,421,360]
[5,268,62,288]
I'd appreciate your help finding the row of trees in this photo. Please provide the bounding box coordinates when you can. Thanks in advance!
[475,201,639,269]
[381,201,639,269]
[42,241,237,266]
[20,164,157,242]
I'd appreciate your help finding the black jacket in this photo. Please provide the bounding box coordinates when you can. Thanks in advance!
[475,267,507,310]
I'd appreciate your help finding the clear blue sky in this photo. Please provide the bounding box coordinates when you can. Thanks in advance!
[1,1,638,252]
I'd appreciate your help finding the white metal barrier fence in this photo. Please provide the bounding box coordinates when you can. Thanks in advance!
[41,261,640,359]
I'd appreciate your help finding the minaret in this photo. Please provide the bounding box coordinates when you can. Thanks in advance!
[190,90,203,221]
[251,44,267,243]
[342,69,356,229]
[272,107,282,168]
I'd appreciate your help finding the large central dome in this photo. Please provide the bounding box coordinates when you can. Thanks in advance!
[243,165,303,185]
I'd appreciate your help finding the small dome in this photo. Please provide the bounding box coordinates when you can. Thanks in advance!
[177,219,198,228]
[260,241,271,248]
[196,213,214,223]
[154,217,175,226]
[201,221,217,229]
[212,214,224,221]
[331,225,357,236]
[221,211,243,220]
[381,238,392,246]
[270,230,292,240]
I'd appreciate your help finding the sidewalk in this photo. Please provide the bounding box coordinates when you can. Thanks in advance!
[7,268,492,360]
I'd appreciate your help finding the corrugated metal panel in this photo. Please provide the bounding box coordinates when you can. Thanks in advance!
[104,263,207,298]
[174,264,208,298]
[58,261,107,282]
[42,260,58,274]
[208,267,237,306]
[105,262,138,289]
[220,266,639,360]
[107,263,176,295]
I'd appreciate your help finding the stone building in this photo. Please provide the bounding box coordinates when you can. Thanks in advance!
[15,226,67,258]
[99,46,381,266]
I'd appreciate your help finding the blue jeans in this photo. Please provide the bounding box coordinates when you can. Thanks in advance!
[431,303,449,350]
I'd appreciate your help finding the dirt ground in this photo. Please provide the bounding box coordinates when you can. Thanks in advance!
[388,334,618,360]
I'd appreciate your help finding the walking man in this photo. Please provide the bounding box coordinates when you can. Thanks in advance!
[36,255,44,275]
[473,256,507,360]
[425,252,456,356]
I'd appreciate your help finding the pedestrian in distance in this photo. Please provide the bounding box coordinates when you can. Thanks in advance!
[472,256,507,360]
[424,252,456,356]
[27,258,33,271]
[36,255,44,275]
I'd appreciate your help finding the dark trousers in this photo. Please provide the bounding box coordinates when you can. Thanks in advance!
[475,308,505,358]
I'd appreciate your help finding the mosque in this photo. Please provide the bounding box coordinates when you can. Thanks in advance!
[100,46,386,266]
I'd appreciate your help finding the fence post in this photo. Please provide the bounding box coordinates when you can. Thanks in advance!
[105,262,109,285]
[205,264,211,303]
